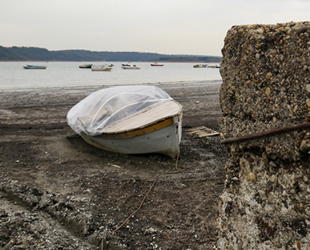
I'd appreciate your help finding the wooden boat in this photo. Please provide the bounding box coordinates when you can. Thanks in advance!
[122,64,140,69]
[79,64,93,68]
[151,62,164,66]
[67,85,183,158]
[91,65,112,71]
[23,65,46,69]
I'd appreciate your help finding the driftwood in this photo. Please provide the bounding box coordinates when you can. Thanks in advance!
[186,126,219,137]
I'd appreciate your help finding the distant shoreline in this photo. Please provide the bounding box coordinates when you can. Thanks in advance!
[0,60,222,63]
[0,79,223,93]
[0,45,222,62]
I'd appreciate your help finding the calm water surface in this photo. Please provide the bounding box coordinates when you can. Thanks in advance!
[0,61,222,90]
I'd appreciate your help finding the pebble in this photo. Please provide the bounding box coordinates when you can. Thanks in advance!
[247,172,256,182]
[257,27,264,34]
[266,73,272,79]
[270,175,276,182]
[269,161,277,167]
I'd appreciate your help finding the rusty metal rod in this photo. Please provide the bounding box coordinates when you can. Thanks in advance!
[220,122,310,144]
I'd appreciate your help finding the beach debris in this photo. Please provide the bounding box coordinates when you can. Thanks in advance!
[186,126,219,137]
[110,164,121,169]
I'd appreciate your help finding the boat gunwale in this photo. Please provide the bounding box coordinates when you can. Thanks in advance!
[93,98,176,130]
[85,112,182,140]
[101,100,183,133]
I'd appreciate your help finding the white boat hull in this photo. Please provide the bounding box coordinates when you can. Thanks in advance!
[80,117,182,158]
[67,86,183,158]
[122,66,140,69]
[91,67,112,71]
[23,65,46,69]
[91,65,112,71]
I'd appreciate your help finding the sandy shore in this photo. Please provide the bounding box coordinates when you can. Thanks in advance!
[0,80,227,249]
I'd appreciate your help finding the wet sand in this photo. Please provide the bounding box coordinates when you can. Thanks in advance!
[0,81,227,249]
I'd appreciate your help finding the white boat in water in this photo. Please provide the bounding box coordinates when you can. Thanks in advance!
[193,64,208,68]
[91,64,112,71]
[23,65,46,69]
[79,64,93,68]
[122,64,140,69]
[122,63,131,66]
[67,85,183,158]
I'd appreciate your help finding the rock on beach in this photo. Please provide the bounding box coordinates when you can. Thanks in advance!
[218,21,310,249]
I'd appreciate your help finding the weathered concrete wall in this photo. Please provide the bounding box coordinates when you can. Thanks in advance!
[218,21,310,249]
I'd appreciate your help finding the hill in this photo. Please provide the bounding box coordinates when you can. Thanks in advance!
[0,45,221,62]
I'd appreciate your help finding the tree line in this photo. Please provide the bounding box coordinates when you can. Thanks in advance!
[0,45,222,62]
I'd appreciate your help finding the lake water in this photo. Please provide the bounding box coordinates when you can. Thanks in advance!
[0,61,222,90]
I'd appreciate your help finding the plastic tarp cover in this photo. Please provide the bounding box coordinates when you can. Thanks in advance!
[67,85,172,136]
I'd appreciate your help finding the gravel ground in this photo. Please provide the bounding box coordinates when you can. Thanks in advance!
[0,81,227,250]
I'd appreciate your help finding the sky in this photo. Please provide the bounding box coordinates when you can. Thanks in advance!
[1,0,310,57]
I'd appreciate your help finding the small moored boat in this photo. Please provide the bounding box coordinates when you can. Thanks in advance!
[122,64,140,69]
[91,65,112,71]
[23,65,46,69]
[122,63,131,66]
[193,64,208,68]
[207,64,221,68]
[67,85,183,158]
[151,62,164,66]
[79,64,93,68]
